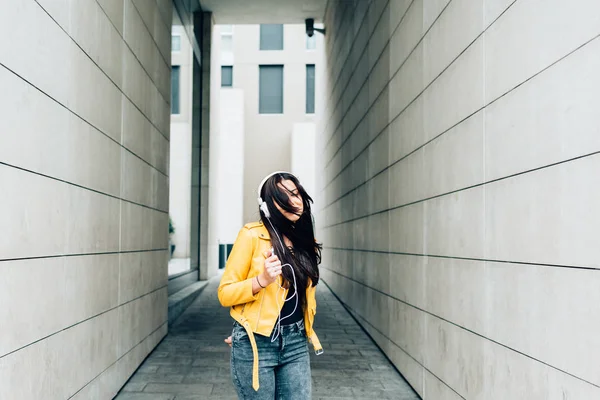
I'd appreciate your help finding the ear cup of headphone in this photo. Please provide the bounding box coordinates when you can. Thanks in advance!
[257,171,298,220]
[259,199,270,218]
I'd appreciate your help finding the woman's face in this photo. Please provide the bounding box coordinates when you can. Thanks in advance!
[274,179,304,222]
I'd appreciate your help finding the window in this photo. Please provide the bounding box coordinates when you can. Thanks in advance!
[306,65,315,114]
[259,65,283,114]
[171,66,180,114]
[221,66,233,87]
[260,24,284,50]
[221,35,233,52]
[172,35,181,52]
[220,26,234,65]
[306,35,316,50]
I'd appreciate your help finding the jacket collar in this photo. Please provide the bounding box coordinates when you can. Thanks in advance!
[256,221,270,240]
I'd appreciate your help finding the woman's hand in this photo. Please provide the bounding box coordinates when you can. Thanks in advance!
[260,248,282,286]
[224,335,232,347]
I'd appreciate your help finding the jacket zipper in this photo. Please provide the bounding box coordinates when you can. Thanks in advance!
[255,289,265,331]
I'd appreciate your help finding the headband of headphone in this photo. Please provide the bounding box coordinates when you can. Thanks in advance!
[257,171,295,218]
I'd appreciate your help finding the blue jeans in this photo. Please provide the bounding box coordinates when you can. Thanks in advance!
[230,320,312,399]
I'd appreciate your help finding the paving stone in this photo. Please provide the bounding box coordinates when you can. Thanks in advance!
[329,343,378,350]
[180,366,220,379]
[129,373,185,384]
[316,397,357,400]
[325,338,356,344]
[362,371,409,382]
[312,386,354,396]
[209,383,238,396]
[156,365,194,375]
[359,349,385,357]
[144,383,213,395]
[344,328,364,334]
[352,387,418,399]
[174,396,235,400]
[115,393,175,400]
[183,371,230,384]
[145,357,194,366]
[311,362,372,371]
[193,351,230,359]
[312,376,384,389]
[191,357,225,367]
[137,365,160,374]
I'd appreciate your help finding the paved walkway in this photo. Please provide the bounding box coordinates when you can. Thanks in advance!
[115,277,419,400]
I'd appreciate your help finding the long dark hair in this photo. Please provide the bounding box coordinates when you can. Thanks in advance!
[259,173,322,301]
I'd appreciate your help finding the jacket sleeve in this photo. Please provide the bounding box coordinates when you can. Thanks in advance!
[217,227,261,307]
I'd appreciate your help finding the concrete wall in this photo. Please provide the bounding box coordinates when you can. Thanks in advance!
[170,14,194,259]
[317,0,600,399]
[0,1,171,398]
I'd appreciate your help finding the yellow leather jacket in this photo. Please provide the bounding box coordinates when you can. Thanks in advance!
[217,221,323,391]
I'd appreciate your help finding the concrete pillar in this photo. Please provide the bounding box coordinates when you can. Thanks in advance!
[190,12,214,281]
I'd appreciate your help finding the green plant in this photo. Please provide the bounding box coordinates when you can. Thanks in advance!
[169,217,175,235]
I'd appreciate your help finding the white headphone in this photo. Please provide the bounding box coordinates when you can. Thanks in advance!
[257,171,294,219]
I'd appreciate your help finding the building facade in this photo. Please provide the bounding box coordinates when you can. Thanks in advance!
[207,23,324,271]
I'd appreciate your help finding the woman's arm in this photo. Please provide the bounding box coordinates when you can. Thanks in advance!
[217,227,261,307]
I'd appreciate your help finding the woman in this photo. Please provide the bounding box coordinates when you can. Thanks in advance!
[218,171,323,399]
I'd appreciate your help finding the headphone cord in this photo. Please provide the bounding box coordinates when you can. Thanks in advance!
[264,217,300,343]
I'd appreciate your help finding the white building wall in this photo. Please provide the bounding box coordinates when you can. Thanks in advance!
[0,1,172,398]
[231,24,323,224]
[210,24,324,262]
[318,0,600,399]
[169,16,194,259]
